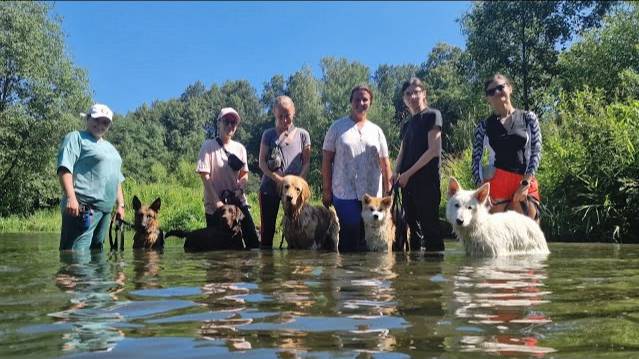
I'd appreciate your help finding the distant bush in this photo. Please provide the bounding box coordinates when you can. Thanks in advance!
[539,90,639,242]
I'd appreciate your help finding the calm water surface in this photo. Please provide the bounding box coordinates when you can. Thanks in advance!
[1,233,638,358]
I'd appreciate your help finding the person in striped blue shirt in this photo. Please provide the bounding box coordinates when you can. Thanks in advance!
[471,73,542,222]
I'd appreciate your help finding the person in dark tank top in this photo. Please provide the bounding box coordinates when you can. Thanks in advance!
[471,73,543,222]
[393,77,444,252]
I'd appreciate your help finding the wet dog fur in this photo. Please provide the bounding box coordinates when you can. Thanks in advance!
[280,175,339,251]
[361,194,395,252]
[132,196,165,250]
[446,177,549,257]
[165,204,246,252]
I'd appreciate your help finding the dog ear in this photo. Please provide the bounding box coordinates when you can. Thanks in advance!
[475,182,491,204]
[363,193,371,204]
[133,195,142,210]
[234,206,245,222]
[381,195,392,208]
[448,177,461,198]
[150,198,161,212]
[301,178,311,203]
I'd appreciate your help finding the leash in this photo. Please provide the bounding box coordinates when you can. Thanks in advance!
[109,216,132,251]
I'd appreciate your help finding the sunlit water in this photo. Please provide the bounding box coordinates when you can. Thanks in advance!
[1,233,638,358]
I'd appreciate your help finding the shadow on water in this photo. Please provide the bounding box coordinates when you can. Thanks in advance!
[2,234,639,358]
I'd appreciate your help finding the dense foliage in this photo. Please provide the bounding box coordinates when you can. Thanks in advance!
[2,1,638,242]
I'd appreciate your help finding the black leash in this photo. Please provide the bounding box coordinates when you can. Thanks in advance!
[109,217,132,251]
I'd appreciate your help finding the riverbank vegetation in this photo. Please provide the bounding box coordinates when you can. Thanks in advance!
[1,1,637,242]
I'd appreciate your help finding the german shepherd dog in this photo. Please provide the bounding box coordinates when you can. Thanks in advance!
[132,196,165,250]
[165,204,246,252]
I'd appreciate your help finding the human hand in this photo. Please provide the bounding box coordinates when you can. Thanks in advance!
[116,206,125,221]
[513,184,529,202]
[322,190,332,208]
[237,176,248,189]
[215,200,225,209]
[273,173,284,184]
[66,197,80,217]
[398,172,411,188]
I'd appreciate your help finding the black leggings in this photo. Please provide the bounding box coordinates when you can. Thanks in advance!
[258,191,280,249]
[206,205,260,249]
[402,183,444,251]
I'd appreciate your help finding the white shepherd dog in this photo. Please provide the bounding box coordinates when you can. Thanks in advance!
[446,177,549,257]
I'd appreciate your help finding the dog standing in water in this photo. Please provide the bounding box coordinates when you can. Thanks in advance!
[361,194,395,252]
[446,177,549,257]
[132,196,165,250]
[280,175,339,251]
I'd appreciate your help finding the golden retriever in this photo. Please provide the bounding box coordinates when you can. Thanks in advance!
[280,175,339,251]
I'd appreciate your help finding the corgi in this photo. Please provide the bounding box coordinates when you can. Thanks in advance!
[446,177,549,257]
[361,193,395,252]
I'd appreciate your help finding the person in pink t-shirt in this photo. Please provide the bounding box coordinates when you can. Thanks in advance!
[196,107,260,248]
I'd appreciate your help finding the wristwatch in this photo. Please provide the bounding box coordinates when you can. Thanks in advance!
[520,179,530,186]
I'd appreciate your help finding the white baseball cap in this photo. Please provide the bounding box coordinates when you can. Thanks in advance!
[84,103,114,122]
[216,107,241,122]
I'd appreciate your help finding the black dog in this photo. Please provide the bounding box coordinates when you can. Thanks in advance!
[165,204,245,252]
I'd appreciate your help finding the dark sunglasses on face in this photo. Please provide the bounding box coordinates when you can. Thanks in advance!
[222,118,239,127]
[485,84,507,97]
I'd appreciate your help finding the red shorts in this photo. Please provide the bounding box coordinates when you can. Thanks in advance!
[488,168,540,202]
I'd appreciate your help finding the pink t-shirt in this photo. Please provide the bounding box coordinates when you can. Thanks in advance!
[196,138,248,214]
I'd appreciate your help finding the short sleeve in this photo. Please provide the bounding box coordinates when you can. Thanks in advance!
[322,122,337,152]
[57,131,81,174]
[434,110,443,129]
[301,129,311,148]
[378,127,389,158]
[196,140,212,174]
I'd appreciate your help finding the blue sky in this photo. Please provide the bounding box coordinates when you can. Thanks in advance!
[53,1,470,115]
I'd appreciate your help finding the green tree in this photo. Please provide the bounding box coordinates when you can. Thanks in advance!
[461,1,616,111]
[0,2,91,216]
[320,57,370,122]
[558,3,639,101]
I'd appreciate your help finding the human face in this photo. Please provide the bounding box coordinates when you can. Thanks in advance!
[218,115,239,139]
[403,85,426,114]
[86,116,111,139]
[350,89,371,118]
[274,103,295,131]
[485,80,511,107]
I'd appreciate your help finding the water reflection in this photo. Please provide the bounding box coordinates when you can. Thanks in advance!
[132,250,162,289]
[51,251,125,353]
[451,255,556,355]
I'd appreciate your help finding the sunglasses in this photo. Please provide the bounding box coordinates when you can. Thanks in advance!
[485,83,507,97]
[222,118,239,127]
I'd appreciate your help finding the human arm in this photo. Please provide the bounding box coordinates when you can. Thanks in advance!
[115,183,125,220]
[199,172,224,209]
[397,127,441,188]
[514,112,543,201]
[380,156,392,195]
[471,120,487,186]
[392,142,405,185]
[300,145,311,179]
[58,168,79,217]
[321,150,334,208]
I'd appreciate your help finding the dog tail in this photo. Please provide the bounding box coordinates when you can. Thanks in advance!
[164,230,189,239]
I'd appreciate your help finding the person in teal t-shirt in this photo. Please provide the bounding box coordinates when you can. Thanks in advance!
[57,103,126,251]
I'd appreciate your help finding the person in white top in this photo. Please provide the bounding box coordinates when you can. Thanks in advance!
[196,107,260,248]
[322,85,392,251]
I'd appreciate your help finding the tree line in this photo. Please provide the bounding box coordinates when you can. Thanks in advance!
[1,1,638,241]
